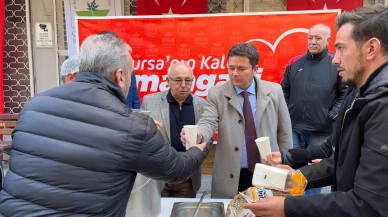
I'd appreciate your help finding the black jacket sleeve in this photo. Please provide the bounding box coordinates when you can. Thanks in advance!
[136,116,206,183]
[285,147,388,217]
[280,67,291,105]
[299,155,335,190]
[284,101,388,217]
[282,134,333,169]
[328,76,347,121]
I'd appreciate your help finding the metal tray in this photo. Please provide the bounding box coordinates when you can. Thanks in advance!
[170,202,225,217]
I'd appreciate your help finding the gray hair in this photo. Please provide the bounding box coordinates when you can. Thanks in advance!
[79,34,132,78]
[167,61,193,76]
[60,55,79,76]
[310,24,331,38]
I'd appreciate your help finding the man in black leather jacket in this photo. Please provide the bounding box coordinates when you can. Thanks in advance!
[281,24,347,150]
[281,23,347,195]
[243,5,388,217]
[281,23,347,196]
[0,34,207,217]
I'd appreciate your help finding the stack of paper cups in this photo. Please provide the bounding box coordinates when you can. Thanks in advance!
[183,125,198,150]
[255,136,271,160]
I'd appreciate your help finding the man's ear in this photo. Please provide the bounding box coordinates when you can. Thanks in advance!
[253,65,258,74]
[365,38,380,61]
[327,37,331,43]
[113,68,126,89]
[66,73,77,83]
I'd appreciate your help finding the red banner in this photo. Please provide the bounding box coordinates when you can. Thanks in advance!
[77,11,339,102]
[137,0,207,15]
[287,0,363,12]
[0,0,4,114]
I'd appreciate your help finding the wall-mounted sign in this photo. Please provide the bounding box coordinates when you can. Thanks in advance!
[35,22,53,48]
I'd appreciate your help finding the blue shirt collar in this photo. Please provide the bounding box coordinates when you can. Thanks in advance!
[234,80,256,96]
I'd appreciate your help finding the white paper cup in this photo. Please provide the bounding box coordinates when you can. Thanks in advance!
[183,125,198,150]
[255,136,271,160]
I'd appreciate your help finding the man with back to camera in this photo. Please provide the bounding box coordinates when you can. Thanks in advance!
[60,55,79,84]
[0,43,80,195]
[243,5,388,217]
[98,30,141,109]
[0,34,207,217]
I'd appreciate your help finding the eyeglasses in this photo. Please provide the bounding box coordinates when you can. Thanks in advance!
[168,76,193,84]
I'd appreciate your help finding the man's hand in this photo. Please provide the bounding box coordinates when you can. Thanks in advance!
[275,164,293,171]
[264,152,282,165]
[308,159,322,165]
[154,120,163,131]
[242,196,286,217]
[184,134,206,151]
[180,128,203,145]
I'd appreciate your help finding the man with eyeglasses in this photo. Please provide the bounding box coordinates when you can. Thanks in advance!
[141,61,210,198]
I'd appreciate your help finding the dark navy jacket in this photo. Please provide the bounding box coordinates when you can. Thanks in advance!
[126,71,140,109]
[285,63,388,217]
[281,48,347,133]
[0,72,205,217]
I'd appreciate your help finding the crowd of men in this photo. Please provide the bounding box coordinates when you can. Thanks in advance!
[0,5,387,217]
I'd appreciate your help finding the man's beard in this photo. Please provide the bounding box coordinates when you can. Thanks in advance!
[342,54,365,88]
[342,66,364,88]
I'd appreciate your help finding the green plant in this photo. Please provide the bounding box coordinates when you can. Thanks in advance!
[87,0,99,11]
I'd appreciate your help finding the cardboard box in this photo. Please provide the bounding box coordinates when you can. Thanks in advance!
[201,144,216,175]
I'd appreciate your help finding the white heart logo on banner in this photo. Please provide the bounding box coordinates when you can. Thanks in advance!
[246,28,309,52]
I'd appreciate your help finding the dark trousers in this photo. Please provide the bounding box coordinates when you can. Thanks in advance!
[238,168,253,192]
[161,178,196,198]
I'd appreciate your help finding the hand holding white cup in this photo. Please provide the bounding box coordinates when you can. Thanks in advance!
[265,152,282,165]
[255,136,272,162]
[184,134,206,152]
[183,125,198,150]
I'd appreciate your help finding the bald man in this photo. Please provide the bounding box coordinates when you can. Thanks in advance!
[280,24,347,195]
[141,61,210,198]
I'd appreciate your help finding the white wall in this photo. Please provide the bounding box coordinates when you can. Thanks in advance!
[29,0,59,94]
